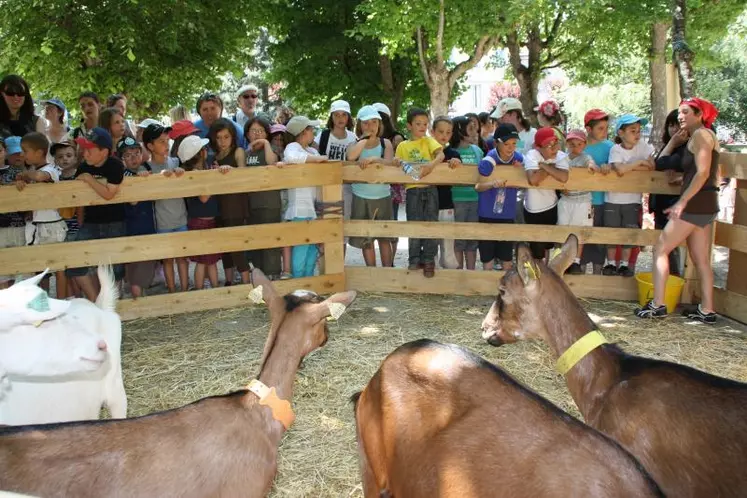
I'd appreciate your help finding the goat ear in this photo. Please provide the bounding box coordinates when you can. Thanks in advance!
[548,234,578,275]
[516,244,540,286]
[309,291,358,323]
[250,267,278,303]
[14,269,50,288]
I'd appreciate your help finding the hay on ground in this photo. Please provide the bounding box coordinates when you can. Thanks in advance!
[122,293,747,497]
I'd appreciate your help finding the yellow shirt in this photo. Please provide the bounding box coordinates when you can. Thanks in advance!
[395,136,443,189]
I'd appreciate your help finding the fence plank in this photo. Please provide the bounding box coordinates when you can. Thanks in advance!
[713,287,747,324]
[119,273,346,321]
[0,163,342,213]
[720,152,747,180]
[342,164,680,194]
[320,184,345,276]
[0,219,341,274]
[714,221,747,252]
[345,266,639,300]
[727,179,747,295]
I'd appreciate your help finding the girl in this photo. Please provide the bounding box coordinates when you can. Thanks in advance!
[374,102,406,256]
[269,123,292,279]
[431,116,462,271]
[269,124,287,161]
[636,98,720,323]
[478,111,495,149]
[168,119,200,158]
[106,94,136,138]
[178,135,228,290]
[346,105,398,267]
[72,91,100,139]
[210,118,250,285]
[283,116,328,278]
[449,116,483,270]
[465,112,487,152]
[536,99,566,150]
[244,117,283,278]
[0,74,45,138]
[99,108,127,155]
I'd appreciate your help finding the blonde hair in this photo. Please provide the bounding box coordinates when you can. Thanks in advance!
[169,104,191,124]
[355,118,382,138]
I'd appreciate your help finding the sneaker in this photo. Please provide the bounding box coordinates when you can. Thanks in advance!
[423,262,436,278]
[617,265,634,277]
[635,300,668,319]
[602,264,617,276]
[682,305,717,324]
[565,262,584,275]
[279,272,292,280]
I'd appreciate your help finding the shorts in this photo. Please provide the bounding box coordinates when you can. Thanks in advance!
[580,205,606,266]
[454,201,478,252]
[680,212,717,228]
[557,197,593,227]
[157,225,188,234]
[29,219,68,245]
[523,206,558,260]
[65,221,126,279]
[0,225,26,283]
[603,203,641,249]
[348,195,395,249]
[187,218,221,265]
[478,217,514,263]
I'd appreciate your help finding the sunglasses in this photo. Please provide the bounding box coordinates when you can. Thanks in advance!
[242,94,259,99]
[3,91,24,98]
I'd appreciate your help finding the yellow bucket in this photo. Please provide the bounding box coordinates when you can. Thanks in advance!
[635,272,685,314]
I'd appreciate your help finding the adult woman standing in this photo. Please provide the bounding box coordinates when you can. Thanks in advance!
[41,98,69,143]
[71,91,101,139]
[635,98,720,323]
[0,75,44,138]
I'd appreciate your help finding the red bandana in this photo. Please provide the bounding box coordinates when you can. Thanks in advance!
[680,98,719,128]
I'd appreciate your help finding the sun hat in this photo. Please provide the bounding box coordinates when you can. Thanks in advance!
[269,124,286,135]
[177,135,210,163]
[329,100,351,115]
[583,109,609,126]
[614,114,649,135]
[41,98,66,114]
[4,136,22,155]
[534,127,558,148]
[494,123,520,142]
[168,120,200,139]
[74,127,113,151]
[286,116,321,136]
[565,129,587,142]
[490,98,524,120]
[372,103,391,117]
[357,105,381,122]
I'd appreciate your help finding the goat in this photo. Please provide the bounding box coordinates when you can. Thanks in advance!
[0,268,357,498]
[481,234,747,497]
[352,339,663,498]
[0,265,126,425]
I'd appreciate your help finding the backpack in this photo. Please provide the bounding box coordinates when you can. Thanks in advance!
[318,129,331,156]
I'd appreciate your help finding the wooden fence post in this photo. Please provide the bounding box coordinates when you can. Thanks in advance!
[319,184,345,278]
[726,179,747,296]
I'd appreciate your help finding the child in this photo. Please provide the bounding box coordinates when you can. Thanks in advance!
[270,123,292,279]
[431,116,461,270]
[449,116,483,270]
[558,129,598,274]
[178,135,226,290]
[283,116,328,278]
[603,114,655,277]
[346,105,398,267]
[143,123,190,292]
[395,107,446,278]
[581,109,613,274]
[523,127,569,260]
[51,139,80,298]
[68,127,126,301]
[536,100,566,150]
[269,124,287,161]
[0,137,26,290]
[210,117,249,285]
[5,135,24,168]
[99,107,127,153]
[118,137,156,298]
[475,124,523,272]
[168,120,200,158]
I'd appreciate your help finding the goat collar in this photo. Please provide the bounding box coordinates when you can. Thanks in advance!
[556,330,609,375]
[246,379,295,430]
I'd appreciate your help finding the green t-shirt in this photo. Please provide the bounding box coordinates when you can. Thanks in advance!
[451,145,483,202]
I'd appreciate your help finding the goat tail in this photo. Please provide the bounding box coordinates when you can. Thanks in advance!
[95,264,119,312]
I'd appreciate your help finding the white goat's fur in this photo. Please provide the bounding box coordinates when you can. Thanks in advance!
[0,266,127,425]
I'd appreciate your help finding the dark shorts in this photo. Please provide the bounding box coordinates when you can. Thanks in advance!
[603,203,641,249]
[580,205,606,265]
[680,212,717,228]
[65,221,126,279]
[478,217,514,263]
[523,206,557,260]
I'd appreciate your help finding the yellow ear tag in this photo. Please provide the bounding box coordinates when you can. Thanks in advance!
[523,261,541,280]
[248,286,265,304]
[326,302,347,321]
[549,247,562,260]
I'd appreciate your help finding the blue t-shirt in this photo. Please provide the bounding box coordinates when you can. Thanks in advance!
[584,140,614,205]
[477,149,523,220]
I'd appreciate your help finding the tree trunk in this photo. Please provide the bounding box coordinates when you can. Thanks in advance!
[428,72,451,118]
[379,54,406,124]
[672,0,695,98]
[649,21,669,149]
[505,28,542,128]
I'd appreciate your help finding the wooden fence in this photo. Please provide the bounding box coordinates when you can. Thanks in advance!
[0,152,745,322]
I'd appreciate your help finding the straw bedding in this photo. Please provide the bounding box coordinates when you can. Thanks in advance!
[122,292,747,497]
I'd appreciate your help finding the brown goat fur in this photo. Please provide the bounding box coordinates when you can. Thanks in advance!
[482,234,747,497]
[353,339,663,498]
[0,269,357,498]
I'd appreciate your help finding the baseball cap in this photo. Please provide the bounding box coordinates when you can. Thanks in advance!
[614,114,649,135]
[329,100,351,115]
[75,127,113,150]
[286,116,320,136]
[490,98,523,119]
[269,124,286,135]
[116,136,141,156]
[583,109,609,126]
[357,105,381,122]
[5,136,22,155]
[494,123,520,142]
[237,84,259,97]
[137,118,163,129]
[168,120,200,139]
[373,102,391,117]
[566,129,587,143]
[534,127,558,148]
[142,123,173,144]
[50,139,76,156]
[177,135,210,163]
[41,98,66,114]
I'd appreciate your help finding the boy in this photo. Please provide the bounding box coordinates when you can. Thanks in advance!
[68,127,126,301]
[51,139,80,298]
[395,107,445,278]
[0,137,26,289]
[142,123,189,293]
[5,136,24,168]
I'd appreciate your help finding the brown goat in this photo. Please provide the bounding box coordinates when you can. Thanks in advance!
[0,269,357,498]
[482,234,747,497]
[353,339,663,498]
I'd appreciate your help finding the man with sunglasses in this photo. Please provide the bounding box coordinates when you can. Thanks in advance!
[233,84,271,129]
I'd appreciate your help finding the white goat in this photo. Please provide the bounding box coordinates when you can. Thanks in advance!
[0,266,127,425]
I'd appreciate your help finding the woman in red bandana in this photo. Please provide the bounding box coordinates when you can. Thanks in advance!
[635,97,720,323]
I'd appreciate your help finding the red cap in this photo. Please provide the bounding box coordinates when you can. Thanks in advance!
[168,120,200,139]
[583,108,609,126]
[534,127,557,148]
[566,129,587,143]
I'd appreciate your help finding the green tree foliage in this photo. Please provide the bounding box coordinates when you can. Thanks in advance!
[0,0,255,117]
[561,83,651,130]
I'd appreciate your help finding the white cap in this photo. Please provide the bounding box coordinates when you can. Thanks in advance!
[137,118,163,129]
[373,102,391,117]
[329,100,351,115]
[237,84,259,97]
[489,98,523,120]
[286,116,321,136]
[177,135,210,163]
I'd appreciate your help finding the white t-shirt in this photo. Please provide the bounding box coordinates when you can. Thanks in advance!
[33,164,62,222]
[315,129,357,161]
[605,141,655,205]
[518,128,537,155]
[284,142,319,220]
[523,149,569,213]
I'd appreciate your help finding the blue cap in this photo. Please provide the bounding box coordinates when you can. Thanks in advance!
[4,136,22,155]
[41,98,66,114]
[357,105,381,122]
[615,114,649,134]
[74,127,113,151]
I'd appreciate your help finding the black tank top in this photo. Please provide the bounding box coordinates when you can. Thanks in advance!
[681,130,719,215]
